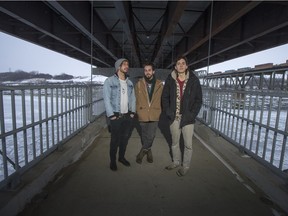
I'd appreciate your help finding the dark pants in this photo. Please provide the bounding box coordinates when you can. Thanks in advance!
[109,115,133,163]
[140,121,158,150]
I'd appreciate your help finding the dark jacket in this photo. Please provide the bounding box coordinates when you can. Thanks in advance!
[161,70,202,128]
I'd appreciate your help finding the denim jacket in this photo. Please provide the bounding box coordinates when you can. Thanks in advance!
[103,73,136,118]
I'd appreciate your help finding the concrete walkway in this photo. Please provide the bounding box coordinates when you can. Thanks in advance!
[17,120,286,216]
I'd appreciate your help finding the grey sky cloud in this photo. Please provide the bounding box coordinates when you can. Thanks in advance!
[0,32,287,77]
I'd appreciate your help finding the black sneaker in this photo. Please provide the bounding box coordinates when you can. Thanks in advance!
[118,158,131,167]
[110,162,117,171]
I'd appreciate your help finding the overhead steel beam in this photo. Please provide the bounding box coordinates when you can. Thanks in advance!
[187,1,288,69]
[0,1,287,72]
[167,1,261,68]
[114,1,140,67]
[152,1,188,67]
[45,1,117,65]
[0,1,110,67]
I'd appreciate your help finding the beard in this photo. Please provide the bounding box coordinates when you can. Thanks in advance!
[145,74,153,80]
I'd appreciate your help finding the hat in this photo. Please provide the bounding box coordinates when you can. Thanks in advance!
[115,58,128,71]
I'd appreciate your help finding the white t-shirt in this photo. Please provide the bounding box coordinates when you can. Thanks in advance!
[119,79,128,114]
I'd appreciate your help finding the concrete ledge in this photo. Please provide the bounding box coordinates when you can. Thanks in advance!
[0,115,107,216]
[194,121,288,214]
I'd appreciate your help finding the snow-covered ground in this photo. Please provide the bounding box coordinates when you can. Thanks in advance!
[2,75,108,85]
[64,75,107,84]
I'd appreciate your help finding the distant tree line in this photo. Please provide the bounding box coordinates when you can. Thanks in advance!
[0,70,74,82]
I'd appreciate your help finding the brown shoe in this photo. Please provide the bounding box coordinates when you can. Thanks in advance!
[136,149,147,164]
[146,149,153,163]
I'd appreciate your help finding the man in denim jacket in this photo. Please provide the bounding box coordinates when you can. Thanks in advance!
[103,58,136,171]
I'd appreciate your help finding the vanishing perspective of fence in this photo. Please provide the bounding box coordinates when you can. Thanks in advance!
[0,84,105,188]
[197,66,288,178]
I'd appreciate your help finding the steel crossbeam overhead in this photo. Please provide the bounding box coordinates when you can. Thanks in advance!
[0,1,288,73]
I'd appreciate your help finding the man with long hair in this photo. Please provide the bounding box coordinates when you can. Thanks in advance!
[162,56,202,176]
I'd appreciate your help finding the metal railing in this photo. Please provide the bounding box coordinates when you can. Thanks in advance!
[1,74,287,188]
[204,66,288,90]
[198,87,288,178]
[0,83,105,189]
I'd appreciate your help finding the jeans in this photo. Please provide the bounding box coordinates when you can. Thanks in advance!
[140,121,158,150]
[169,119,194,168]
[109,115,133,163]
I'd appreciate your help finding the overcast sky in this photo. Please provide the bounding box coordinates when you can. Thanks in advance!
[0,31,287,77]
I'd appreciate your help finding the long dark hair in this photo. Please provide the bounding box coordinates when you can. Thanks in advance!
[175,56,188,65]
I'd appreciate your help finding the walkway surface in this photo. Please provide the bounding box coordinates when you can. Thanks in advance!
[17,119,286,216]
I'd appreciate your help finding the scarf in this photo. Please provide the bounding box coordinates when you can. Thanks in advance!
[144,75,156,102]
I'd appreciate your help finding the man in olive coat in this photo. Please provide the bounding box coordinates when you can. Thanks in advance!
[135,62,163,164]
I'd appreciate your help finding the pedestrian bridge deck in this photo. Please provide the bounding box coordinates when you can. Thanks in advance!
[2,116,288,216]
